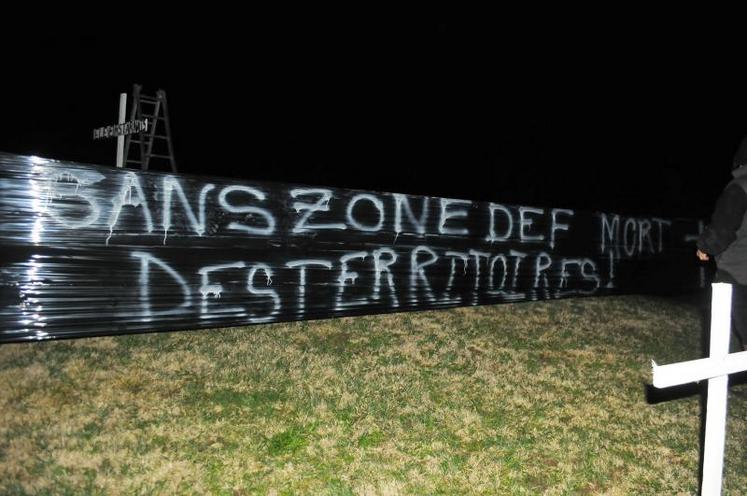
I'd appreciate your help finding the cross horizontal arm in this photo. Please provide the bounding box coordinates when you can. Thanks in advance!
[652,351,747,389]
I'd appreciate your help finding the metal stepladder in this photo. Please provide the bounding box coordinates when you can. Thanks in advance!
[123,84,178,173]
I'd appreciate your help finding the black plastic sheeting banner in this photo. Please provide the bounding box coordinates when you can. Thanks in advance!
[0,153,704,343]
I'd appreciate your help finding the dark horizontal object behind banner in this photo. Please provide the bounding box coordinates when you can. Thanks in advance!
[0,153,704,343]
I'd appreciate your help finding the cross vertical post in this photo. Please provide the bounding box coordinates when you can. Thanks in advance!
[116,92,127,168]
[702,283,732,495]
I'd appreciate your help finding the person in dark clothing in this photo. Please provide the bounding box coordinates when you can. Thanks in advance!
[697,137,747,349]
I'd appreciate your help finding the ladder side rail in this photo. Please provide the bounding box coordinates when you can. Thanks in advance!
[134,85,148,171]
[143,99,162,172]
[123,84,142,168]
[158,89,178,173]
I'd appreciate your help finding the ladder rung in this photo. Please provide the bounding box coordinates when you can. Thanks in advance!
[140,115,165,121]
[148,154,173,159]
[139,96,159,103]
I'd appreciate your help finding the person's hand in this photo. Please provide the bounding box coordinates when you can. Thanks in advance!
[696,249,710,261]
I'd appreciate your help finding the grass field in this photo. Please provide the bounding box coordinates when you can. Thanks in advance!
[2,294,747,495]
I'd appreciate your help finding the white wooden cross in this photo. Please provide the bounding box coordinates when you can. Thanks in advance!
[652,283,747,495]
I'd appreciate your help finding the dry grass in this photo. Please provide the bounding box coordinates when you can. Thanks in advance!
[1,294,747,495]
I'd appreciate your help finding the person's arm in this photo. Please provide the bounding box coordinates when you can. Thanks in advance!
[697,184,747,257]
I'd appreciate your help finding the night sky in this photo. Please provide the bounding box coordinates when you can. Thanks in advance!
[2,24,745,220]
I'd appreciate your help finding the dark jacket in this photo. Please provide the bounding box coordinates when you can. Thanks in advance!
[697,166,747,284]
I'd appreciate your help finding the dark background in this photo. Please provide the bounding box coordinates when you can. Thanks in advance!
[2,22,745,219]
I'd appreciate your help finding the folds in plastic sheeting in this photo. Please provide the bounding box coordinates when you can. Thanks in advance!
[0,153,704,343]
